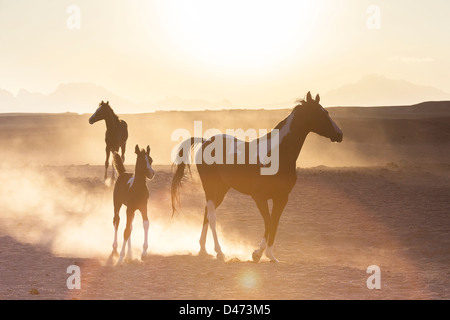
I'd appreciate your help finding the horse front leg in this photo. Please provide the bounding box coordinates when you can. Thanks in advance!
[198,206,209,256]
[121,143,126,163]
[206,200,224,260]
[117,208,135,266]
[104,147,110,182]
[266,195,288,263]
[140,205,149,261]
[112,205,121,257]
[252,197,270,263]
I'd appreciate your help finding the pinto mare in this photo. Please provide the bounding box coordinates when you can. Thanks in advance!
[110,145,155,265]
[89,101,128,182]
[171,92,343,262]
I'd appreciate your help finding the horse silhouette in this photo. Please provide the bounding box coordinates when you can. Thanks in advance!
[89,101,128,182]
[171,92,343,262]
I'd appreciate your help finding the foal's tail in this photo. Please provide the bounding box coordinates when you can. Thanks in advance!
[112,152,126,176]
[171,137,204,216]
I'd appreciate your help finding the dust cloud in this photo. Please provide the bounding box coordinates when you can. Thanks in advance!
[0,160,254,261]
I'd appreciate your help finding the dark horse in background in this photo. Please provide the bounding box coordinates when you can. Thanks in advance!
[89,101,128,182]
[171,92,343,263]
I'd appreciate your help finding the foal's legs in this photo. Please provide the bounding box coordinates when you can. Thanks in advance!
[104,147,110,181]
[111,203,121,256]
[140,206,149,261]
[117,208,135,266]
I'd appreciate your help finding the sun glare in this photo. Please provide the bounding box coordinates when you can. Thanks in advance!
[153,0,324,71]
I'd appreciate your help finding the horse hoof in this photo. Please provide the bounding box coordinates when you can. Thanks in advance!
[252,250,262,263]
[198,248,208,257]
[116,257,124,267]
[216,252,225,261]
[141,253,148,261]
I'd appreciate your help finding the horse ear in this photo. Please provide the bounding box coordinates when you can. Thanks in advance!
[315,94,320,104]
[107,101,109,105]
[135,144,140,154]
[146,145,150,155]
[306,92,312,103]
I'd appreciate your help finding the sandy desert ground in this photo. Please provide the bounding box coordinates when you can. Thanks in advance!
[0,104,449,300]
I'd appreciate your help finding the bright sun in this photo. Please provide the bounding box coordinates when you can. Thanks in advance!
[153,0,324,71]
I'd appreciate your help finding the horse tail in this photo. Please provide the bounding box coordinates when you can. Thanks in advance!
[171,137,204,216]
[112,152,126,176]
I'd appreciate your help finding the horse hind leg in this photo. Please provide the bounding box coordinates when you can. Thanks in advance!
[117,209,134,266]
[112,206,121,256]
[265,195,289,263]
[107,205,121,265]
[199,186,229,258]
[206,200,224,260]
[252,197,271,263]
[104,148,110,182]
[199,206,208,256]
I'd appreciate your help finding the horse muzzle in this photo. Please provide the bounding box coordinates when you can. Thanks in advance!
[331,130,343,143]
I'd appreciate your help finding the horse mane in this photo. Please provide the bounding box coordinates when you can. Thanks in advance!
[105,103,121,122]
[274,99,306,131]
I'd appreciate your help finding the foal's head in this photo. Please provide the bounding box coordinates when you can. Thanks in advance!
[135,144,155,180]
[89,100,112,124]
[295,92,343,143]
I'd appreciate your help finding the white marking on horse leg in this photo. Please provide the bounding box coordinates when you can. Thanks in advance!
[207,200,223,259]
[254,238,267,255]
[142,220,149,259]
[199,221,208,254]
[252,237,267,262]
[117,241,127,266]
[258,237,267,254]
[126,233,132,261]
[104,178,112,187]
[265,246,279,263]
[112,224,119,253]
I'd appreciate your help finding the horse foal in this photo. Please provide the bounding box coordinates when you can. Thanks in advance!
[111,145,155,265]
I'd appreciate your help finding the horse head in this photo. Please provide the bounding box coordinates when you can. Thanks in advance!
[296,92,343,143]
[89,100,110,125]
[135,144,155,180]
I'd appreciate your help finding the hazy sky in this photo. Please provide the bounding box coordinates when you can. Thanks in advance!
[1,0,449,108]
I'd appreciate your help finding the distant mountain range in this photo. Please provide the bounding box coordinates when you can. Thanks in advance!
[1,74,449,113]
[322,74,450,107]
[0,83,235,114]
